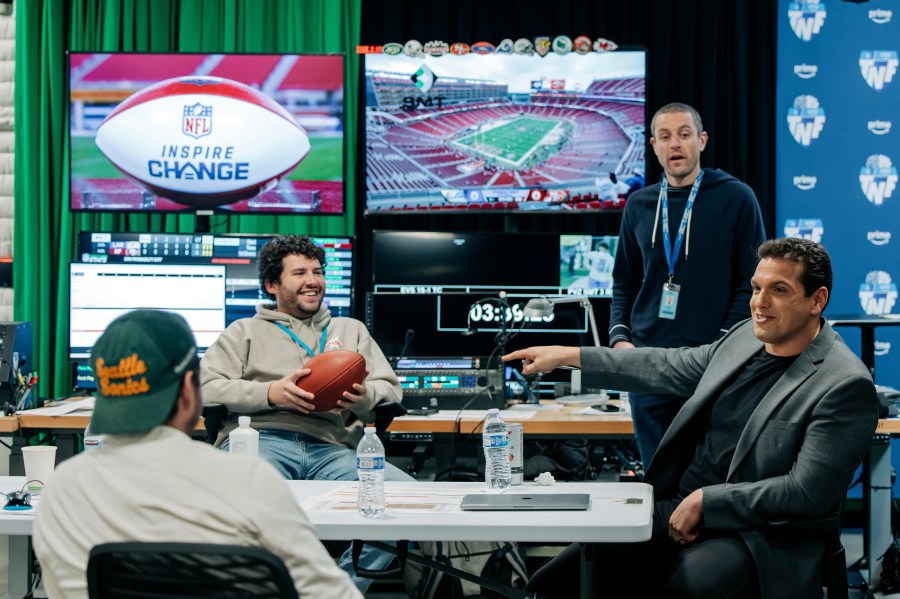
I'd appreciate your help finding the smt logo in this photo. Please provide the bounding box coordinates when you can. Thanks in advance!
[859,50,898,91]
[787,95,825,146]
[784,218,823,242]
[868,120,892,135]
[867,231,892,246]
[793,64,819,79]
[859,154,898,206]
[860,270,898,315]
[411,65,437,94]
[874,341,891,357]
[869,9,892,24]
[788,1,827,41]
[793,175,817,190]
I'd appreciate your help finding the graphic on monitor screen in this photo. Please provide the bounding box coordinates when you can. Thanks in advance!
[77,232,354,325]
[69,262,227,360]
[368,231,615,358]
[69,52,345,214]
[364,50,645,212]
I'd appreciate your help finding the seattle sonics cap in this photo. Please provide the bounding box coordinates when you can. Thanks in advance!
[89,310,198,435]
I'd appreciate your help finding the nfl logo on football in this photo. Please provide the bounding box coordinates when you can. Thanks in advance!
[182,103,212,139]
[787,95,825,146]
[788,1,827,42]
[859,270,898,315]
[859,50,898,91]
[859,154,898,206]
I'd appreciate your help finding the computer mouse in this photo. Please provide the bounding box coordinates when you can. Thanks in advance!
[4,490,32,510]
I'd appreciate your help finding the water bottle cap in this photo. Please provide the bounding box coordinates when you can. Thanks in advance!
[488,408,499,414]
[238,416,251,427]
[364,426,376,433]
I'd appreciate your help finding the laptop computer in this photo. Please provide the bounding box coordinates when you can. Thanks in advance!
[460,493,591,511]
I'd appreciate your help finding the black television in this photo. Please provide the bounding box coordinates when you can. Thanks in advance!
[77,232,355,325]
[363,49,645,213]
[68,52,345,214]
[368,230,617,358]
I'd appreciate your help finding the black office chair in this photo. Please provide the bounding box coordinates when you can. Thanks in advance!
[87,541,299,599]
[765,513,848,599]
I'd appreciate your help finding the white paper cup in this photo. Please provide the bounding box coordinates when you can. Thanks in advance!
[22,446,57,494]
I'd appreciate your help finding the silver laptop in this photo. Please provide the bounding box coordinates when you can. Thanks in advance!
[460,493,590,511]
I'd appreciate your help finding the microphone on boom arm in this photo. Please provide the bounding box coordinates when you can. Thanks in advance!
[398,328,415,356]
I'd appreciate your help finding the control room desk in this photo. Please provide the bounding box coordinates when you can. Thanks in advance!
[0,410,207,476]
[391,406,900,587]
[0,477,654,599]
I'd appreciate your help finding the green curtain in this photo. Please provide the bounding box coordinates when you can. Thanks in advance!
[14,0,361,398]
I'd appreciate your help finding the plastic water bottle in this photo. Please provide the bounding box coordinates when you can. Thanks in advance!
[228,416,259,457]
[356,426,386,518]
[83,422,104,452]
[483,408,511,490]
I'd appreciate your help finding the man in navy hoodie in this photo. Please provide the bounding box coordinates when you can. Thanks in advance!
[609,102,766,469]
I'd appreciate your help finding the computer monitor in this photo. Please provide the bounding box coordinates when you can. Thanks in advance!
[68,262,227,360]
[77,232,355,324]
[368,230,617,357]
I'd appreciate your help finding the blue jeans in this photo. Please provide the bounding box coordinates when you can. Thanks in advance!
[629,392,688,469]
[221,429,414,593]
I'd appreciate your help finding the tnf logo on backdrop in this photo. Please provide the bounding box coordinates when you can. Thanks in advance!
[859,270,898,315]
[784,218,824,242]
[787,95,825,145]
[875,341,892,357]
[860,154,898,206]
[788,1,827,41]
[859,51,898,91]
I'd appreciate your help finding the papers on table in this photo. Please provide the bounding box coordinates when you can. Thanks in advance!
[301,485,474,513]
[18,397,95,416]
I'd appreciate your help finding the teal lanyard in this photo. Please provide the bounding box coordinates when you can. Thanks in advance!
[274,322,328,357]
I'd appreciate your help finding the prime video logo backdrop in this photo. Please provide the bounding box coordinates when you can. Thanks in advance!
[777,0,900,386]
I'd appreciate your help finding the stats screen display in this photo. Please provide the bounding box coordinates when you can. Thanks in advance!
[78,232,354,324]
[69,262,226,359]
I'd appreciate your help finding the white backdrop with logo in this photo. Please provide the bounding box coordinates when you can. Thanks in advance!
[778,0,899,384]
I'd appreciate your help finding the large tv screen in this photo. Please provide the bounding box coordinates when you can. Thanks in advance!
[68,52,345,214]
[363,49,645,213]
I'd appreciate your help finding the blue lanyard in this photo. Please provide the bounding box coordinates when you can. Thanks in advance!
[274,322,328,358]
[661,170,704,281]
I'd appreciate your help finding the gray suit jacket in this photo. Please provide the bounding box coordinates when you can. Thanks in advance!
[581,319,878,598]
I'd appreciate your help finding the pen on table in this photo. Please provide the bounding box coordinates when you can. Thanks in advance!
[25,375,38,409]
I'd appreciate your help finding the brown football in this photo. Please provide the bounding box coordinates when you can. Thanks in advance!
[298,350,367,412]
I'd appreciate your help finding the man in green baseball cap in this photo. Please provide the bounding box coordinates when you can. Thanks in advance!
[34,309,361,599]
[89,309,200,434]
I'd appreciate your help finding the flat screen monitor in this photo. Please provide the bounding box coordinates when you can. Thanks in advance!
[363,49,645,213]
[68,52,345,214]
[69,262,227,360]
[77,232,355,324]
[368,230,617,357]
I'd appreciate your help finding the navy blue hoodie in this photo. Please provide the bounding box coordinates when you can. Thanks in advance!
[609,168,765,349]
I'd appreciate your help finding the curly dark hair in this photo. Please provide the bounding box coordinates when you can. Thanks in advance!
[257,236,326,301]
[758,238,832,306]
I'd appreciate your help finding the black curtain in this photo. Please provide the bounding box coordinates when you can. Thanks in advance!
[356,0,777,257]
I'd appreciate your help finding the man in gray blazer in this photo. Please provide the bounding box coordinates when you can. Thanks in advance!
[505,238,878,598]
